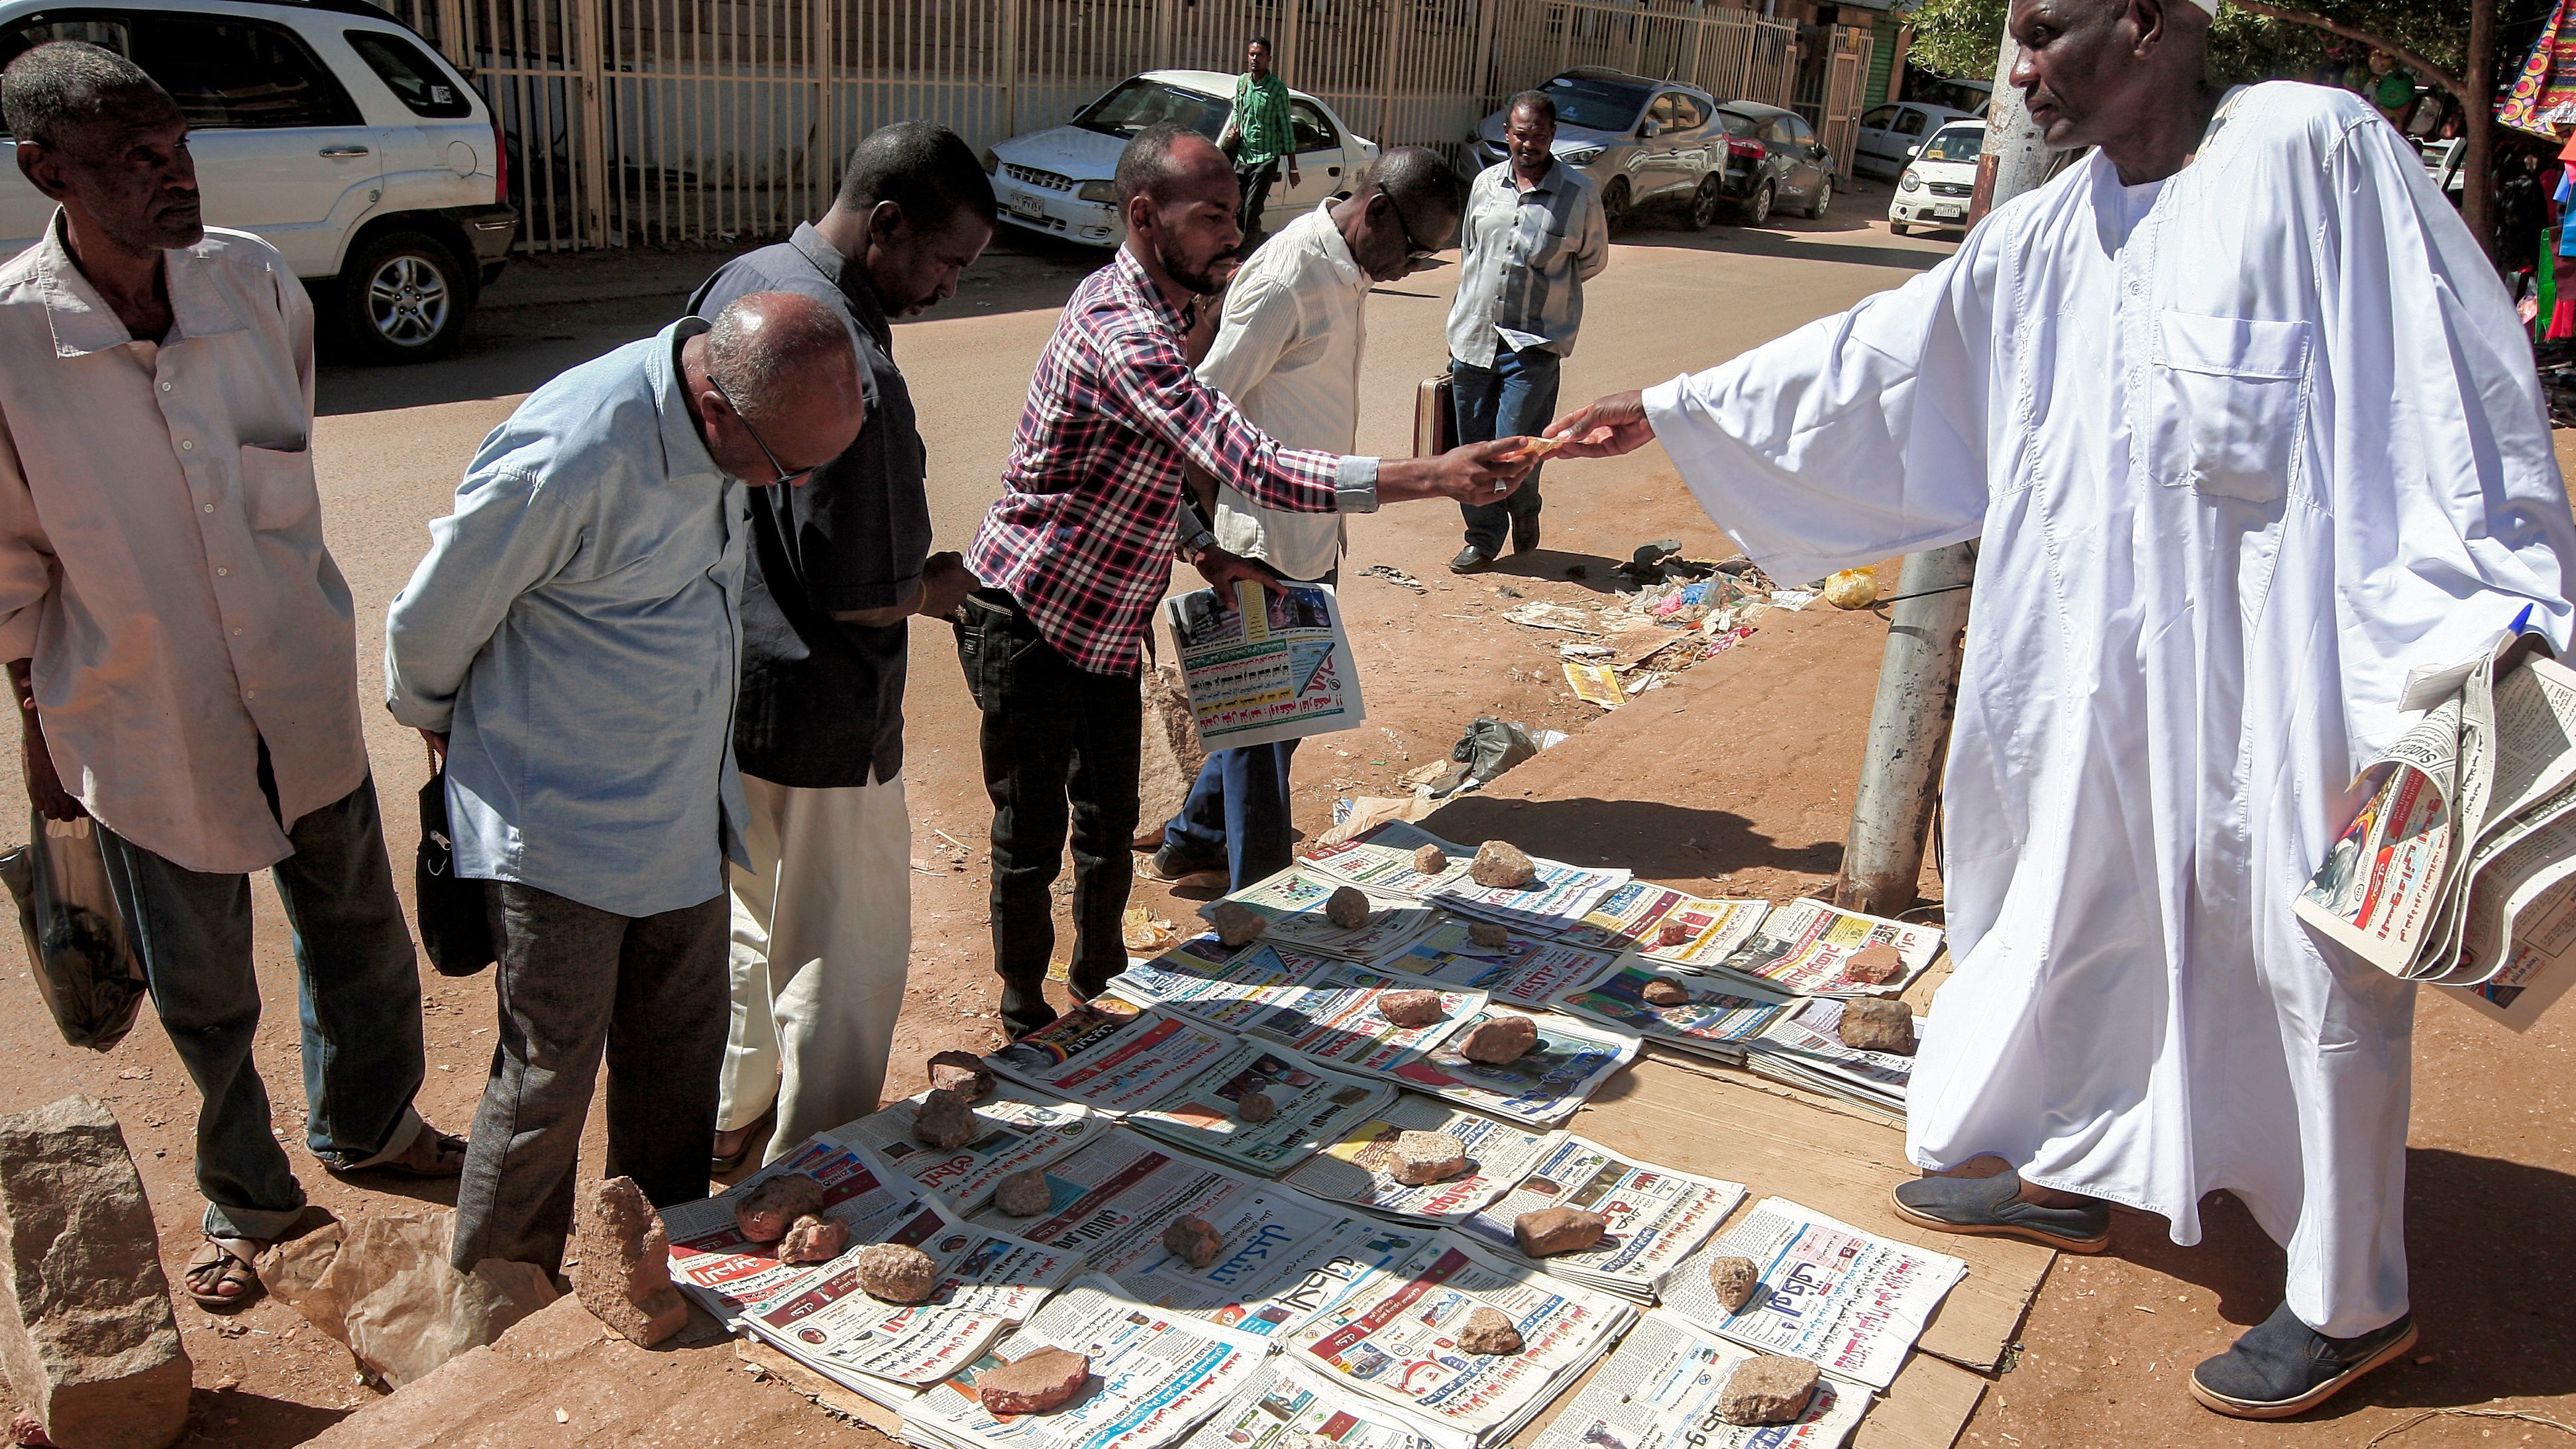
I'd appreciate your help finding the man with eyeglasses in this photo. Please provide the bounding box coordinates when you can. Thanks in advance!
[1145,147,1470,892]
[386,292,863,1275]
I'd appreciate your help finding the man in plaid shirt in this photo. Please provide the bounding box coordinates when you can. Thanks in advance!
[964,123,1529,1034]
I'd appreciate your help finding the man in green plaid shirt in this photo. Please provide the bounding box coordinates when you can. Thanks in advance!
[1220,36,1298,239]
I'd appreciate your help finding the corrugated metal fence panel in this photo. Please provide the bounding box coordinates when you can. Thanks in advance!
[399,0,1799,250]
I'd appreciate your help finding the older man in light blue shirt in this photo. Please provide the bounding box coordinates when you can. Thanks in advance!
[386,292,861,1275]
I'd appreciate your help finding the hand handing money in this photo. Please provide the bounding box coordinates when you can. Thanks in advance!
[1540,390,1657,459]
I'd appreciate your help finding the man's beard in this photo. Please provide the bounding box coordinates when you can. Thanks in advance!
[1159,235,1239,296]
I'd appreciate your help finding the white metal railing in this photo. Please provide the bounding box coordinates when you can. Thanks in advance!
[383,0,1801,250]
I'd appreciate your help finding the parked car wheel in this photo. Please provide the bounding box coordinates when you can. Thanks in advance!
[1740,180,1774,227]
[1601,177,1633,233]
[340,231,469,363]
[1684,175,1723,231]
[1803,174,1833,219]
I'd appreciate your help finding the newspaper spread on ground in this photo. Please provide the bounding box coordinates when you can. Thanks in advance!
[1454,1136,1743,1302]
[1163,580,1366,752]
[1528,1309,1870,1449]
[742,1196,1078,1389]
[1561,884,1772,969]
[1704,899,1943,998]
[1385,1008,1640,1126]
[1280,1096,1563,1224]
[1113,939,1329,1030]
[1228,964,1481,1071]
[989,1003,1242,1114]
[1421,855,1633,941]
[1175,1361,1448,1449]
[1124,1039,1397,1176]
[1218,867,1448,962]
[902,1277,1276,1449]
[834,1087,1112,1212]
[1550,965,1794,1066]
[1369,920,1625,1008]
[1740,998,1914,1122]
[1303,824,1469,897]
[1662,1199,1966,1390]
[663,1138,922,1323]
[1277,1231,1638,1449]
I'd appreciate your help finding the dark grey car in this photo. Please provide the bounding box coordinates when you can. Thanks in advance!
[1466,68,1726,232]
[1711,101,1836,226]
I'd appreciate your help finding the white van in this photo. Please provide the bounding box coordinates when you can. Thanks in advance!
[0,0,515,361]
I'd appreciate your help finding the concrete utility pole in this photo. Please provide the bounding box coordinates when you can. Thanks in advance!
[1830,27,2044,918]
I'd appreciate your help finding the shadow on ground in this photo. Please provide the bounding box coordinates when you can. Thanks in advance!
[1419,794,1841,880]
[177,1389,350,1448]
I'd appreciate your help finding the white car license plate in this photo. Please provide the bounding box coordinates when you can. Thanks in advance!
[1933,205,1964,221]
[1010,193,1046,219]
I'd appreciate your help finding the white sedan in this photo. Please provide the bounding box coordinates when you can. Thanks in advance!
[982,70,1380,246]
[1888,121,1985,235]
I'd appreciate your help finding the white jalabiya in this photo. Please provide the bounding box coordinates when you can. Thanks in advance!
[1644,83,2575,1336]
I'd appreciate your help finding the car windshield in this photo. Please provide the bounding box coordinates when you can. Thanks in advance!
[1543,75,1650,132]
[1717,110,1762,139]
[1074,78,1226,140]
[1919,127,1984,163]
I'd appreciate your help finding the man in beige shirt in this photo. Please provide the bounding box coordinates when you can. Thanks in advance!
[0,42,458,1309]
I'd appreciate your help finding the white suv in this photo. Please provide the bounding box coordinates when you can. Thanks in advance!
[0,0,515,361]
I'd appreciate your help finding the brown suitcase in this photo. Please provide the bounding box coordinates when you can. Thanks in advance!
[1414,371,1456,456]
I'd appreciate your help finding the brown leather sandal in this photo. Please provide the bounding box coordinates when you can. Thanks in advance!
[184,1236,264,1309]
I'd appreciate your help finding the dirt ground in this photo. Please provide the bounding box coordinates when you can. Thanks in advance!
[0,188,2569,1449]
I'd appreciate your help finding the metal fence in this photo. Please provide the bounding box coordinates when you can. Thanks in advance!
[381,0,1845,251]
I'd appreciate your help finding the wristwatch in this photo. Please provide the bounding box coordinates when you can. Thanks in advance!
[1180,525,1218,560]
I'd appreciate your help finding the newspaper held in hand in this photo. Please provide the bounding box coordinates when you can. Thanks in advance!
[1662,1199,1965,1390]
[1369,920,1625,1008]
[830,1087,1110,1212]
[1281,1097,1563,1224]
[902,1278,1275,1449]
[1454,1136,1744,1303]
[1387,1008,1640,1126]
[1123,1039,1396,1176]
[1277,1232,1638,1449]
[1163,580,1366,752]
[1551,965,1794,1065]
[987,1003,1241,1114]
[1529,1310,1869,1449]
[1705,899,1941,997]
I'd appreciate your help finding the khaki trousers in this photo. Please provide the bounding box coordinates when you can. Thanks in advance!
[718,770,912,1163]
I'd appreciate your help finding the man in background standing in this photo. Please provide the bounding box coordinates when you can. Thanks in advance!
[1444,89,1607,573]
[0,42,458,1311]
[687,123,991,1168]
[388,294,861,1274]
[1220,36,1298,244]
[1146,148,1469,892]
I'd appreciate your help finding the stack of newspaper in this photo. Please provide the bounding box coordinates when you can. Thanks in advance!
[1550,963,1793,1065]
[1175,1362,1448,1449]
[1452,1136,1744,1302]
[1697,898,1943,998]
[831,1086,1111,1212]
[1738,998,1915,1128]
[2296,638,2576,1030]
[1529,1311,1872,1449]
[1300,822,1633,941]
[1280,1096,1562,1224]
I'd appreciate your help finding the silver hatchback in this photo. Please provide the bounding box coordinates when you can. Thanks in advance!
[1467,68,1726,231]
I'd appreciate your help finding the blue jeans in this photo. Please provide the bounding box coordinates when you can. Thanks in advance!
[1164,740,1302,892]
[96,775,425,1241]
[1452,345,1562,553]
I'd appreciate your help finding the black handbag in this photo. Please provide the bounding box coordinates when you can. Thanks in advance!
[415,748,493,977]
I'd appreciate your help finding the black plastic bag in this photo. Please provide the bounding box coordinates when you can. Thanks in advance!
[415,766,493,977]
[0,812,148,1051]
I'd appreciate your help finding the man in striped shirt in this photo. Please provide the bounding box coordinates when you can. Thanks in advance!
[963,123,1529,1034]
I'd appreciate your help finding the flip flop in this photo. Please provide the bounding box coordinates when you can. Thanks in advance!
[332,1124,468,1179]
[185,1236,264,1310]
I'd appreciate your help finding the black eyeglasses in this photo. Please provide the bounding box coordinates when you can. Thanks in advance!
[1381,193,1440,266]
[708,374,821,486]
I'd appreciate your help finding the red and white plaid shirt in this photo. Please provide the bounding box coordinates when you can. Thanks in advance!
[969,248,1364,675]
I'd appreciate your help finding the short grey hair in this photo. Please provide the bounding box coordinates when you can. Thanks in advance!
[1368,146,1468,228]
[704,292,856,423]
[1,41,167,150]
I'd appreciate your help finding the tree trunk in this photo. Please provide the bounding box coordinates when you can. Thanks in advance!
[2465,0,2498,262]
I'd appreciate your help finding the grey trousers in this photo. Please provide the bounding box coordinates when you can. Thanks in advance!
[449,881,729,1274]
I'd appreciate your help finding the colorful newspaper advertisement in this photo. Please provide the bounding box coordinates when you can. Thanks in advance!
[745,1198,1076,1387]
[2296,694,2467,975]
[1112,939,1328,1030]
[1279,1232,1637,1449]
[1175,1362,1447,1449]
[661,1139,918,1322]
[1387,1008,1640,1126]
[1163,580,1366,752]
[1528,1310,1869,1449]
[989,1003,1241,1114]
[901,1278,1275,1449]
[1281,1096,1562,1224]
[1126,1040,1396,1176]
[832,1086,1112,1213]
[1707,898,1943,997]
[1455,1136,1743,1301]
[1552,965,1793,1065]
[1371,920,1624,1008]
[1663,1199,1966,1390]
[1217,868,1446,962]
[1562,885,1771,969]
[1230,965,1481,1071]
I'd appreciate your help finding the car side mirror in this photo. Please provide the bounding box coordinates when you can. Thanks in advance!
[1906,143,1922,159]
[1640,121,1661,138]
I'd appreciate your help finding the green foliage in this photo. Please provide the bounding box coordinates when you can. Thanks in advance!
[1904,0,2474,89]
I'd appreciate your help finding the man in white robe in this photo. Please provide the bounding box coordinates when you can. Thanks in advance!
[1547,0,2575,1420]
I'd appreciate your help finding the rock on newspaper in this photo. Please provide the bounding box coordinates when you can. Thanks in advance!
[1163,580,1366,752]
[663,1139,923,1324]
[902,1278,1275,1449]
[1280,1096,1562,1224]
[1529,1309,1870,1449]
[1705,899,1942,998]
[834,1087,1112,1212]
[1454,1135,1744,1302]
[1385,1008,1640,1127]
[989,1002,1241,1114]
[1662,1199,1965,1391]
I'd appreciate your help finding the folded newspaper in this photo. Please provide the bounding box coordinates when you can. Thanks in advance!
[1452,1135,1744,1303]
[1383,1007,1640,1127]
[1528,1309,1870,1449]
[1173,1361,1448,1449]
[1661,1198,1965,1391]
[1739,998,1915,1126]
[1550,965,1794,1066]
[988,1002,1242,1114]
[1279,1097,1562,1224]
[1216,868,1448,963]
[1560,883,1772,969]
[2297,637,2576,1028]
[1368,920,1625,1008]
[1163,579,1366,752]
[833,1086,1112,1212]
[1702,899,1941,998]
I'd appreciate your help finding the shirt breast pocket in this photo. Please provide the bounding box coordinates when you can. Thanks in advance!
[237,442,320,535]
[2149,311,2311,505]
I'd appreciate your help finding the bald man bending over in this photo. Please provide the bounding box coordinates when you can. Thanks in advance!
[388,292,863,1273]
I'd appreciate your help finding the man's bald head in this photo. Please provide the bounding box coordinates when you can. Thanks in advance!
[689,291,864,487]
[1116,123,1242,296]
[2008,0,2213,168]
